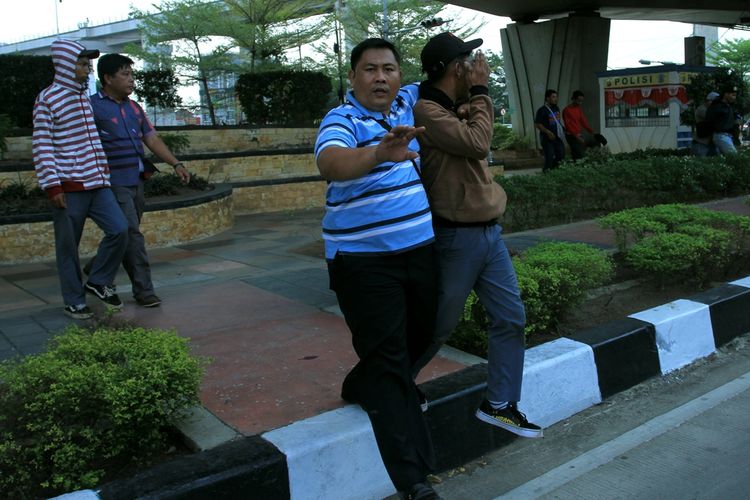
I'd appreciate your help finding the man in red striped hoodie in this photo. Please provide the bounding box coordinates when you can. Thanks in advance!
[33,39,128,319]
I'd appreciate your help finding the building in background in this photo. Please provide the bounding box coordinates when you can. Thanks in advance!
[596,64,715,152]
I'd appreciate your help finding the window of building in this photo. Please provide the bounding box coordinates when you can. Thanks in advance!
[604,86,686,128]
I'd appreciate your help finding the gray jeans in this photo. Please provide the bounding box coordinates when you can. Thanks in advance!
[112,183,155,299]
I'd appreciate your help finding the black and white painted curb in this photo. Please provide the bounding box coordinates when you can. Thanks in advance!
[54,276,750,500]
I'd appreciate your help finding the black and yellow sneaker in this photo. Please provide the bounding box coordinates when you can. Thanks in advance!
[84,282,123,309]
[475,400,543,438]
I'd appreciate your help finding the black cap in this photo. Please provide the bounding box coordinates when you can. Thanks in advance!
[78,48,100,60]
[721,85,738,94]
[420,32,482,76]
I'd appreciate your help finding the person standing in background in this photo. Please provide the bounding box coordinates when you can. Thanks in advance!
[706,85,739,155]
[535,89,565,171]
[32,39,127,319]
[562,90,597,160]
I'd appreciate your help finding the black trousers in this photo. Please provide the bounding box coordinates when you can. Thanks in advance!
[328,244,437,490]
[565,134,586,160]
[541,136,565,171]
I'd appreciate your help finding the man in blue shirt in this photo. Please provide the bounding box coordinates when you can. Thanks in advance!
[315,38,440,500]
[90,53,190,307]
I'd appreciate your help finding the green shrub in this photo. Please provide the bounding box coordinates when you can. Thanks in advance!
[0,176,47,216]
[598,204,750,285]
[520,242,614,291]
[0,325,204,498]
[159,132,191,155]
[235,70,332,125]
[0,55,55,128]
[498,150,750,232]
[143,172,211,197]
[491,123,514,150]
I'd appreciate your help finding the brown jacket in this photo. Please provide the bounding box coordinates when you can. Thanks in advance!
[413,86,507,223]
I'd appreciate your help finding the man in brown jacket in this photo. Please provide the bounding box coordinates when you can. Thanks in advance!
[412,32,542,439]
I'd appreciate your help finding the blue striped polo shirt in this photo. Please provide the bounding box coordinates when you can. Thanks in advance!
[90,91,156,187]
[315,85,433,260]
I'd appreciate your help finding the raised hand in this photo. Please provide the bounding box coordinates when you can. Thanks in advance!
[374,125,426,163]
[468,50,490,88]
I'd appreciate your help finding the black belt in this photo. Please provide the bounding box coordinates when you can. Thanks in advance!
[433,215,498,228]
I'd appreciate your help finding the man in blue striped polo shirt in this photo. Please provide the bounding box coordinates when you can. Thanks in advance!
[315,38,440,500]
[90,53,190,308]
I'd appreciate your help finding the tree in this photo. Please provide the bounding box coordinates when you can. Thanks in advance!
[708,38,750,80]
[128,0,235,125]
[220,0,331,72]
[314,0,485,96]
[133,68,182,125]
[485,50,508,119]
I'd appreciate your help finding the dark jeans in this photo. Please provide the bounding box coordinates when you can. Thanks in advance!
[541,136,565,171]
[327,244,437,490]
[565,134,586,160]
[52,188,127,307]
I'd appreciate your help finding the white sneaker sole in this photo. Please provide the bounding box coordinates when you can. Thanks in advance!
[475,409,544,438]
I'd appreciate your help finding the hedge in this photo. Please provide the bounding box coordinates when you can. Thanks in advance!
[498,149,750,232]
[235,70,332,125]
[0,325,205,498]
[0,55,54,128]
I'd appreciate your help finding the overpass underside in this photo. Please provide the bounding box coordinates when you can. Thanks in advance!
[444,1,749,144]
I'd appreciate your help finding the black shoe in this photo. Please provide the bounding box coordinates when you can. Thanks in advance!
[84,282,123,309]
[416,386,429,412]
[399,481,442,500]
[63,304,93,320]
[476,400,543,438]
[136,294,162,307]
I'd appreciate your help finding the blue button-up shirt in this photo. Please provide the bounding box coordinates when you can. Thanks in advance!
[90,91,156,186]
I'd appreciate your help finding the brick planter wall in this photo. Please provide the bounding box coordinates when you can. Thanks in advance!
[0,185,233,265]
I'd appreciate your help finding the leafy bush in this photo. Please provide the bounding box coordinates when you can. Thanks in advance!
[235,70,332,125]
[491,123,515,150]
[447,242,613,354]
[143,172,211,197]
[0,176,47,216]
[0,55,55,128]
[158,132,191,155]
[598,204,750,285]
[499,150,750,232]
[0,325,204,498]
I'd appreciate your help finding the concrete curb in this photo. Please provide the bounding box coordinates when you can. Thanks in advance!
[53,275,750,500]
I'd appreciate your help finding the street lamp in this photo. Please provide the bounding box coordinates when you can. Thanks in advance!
[639,59,677,65]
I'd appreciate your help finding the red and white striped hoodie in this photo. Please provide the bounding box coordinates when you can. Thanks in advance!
[32,39,110,199]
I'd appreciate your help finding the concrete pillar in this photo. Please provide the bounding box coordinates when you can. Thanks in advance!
[501,14,610,146]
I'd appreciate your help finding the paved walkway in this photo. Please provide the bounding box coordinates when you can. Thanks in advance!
[1,196,749,437]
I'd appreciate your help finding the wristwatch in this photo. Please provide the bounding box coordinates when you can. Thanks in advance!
[173,162,185,169]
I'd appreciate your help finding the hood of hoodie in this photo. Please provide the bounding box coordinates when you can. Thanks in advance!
[51,39,89,93]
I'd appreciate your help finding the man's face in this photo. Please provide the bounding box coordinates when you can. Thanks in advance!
[574,95,584,106]
[105,65,135,99]
[348,48,401,113]
[546,93,558,106]
[725,91,737,104]
[74,57,92,84]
